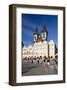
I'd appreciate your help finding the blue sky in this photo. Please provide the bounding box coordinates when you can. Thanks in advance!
[22,14,58,47]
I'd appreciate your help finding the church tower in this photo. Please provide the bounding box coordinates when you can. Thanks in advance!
[34,26,39,43]
[41,24,48,41]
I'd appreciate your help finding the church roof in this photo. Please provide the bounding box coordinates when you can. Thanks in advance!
[42,24,48,33]
[34,26,39,35]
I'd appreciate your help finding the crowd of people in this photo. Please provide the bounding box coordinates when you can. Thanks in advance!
[22,56,57,64]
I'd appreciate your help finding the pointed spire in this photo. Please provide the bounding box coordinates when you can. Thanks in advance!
[42,24,47,33]
[34,26,38,35]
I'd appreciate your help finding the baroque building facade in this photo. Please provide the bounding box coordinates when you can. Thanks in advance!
[22,25,57,59]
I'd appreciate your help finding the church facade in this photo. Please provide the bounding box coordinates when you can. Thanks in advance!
[22,25,57,59]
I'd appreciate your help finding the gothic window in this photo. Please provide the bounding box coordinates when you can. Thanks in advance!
[35,36,36,40]
[34,35,37,41]
[43,33,45,38]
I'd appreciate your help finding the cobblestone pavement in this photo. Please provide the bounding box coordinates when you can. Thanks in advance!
[22,60,58,76]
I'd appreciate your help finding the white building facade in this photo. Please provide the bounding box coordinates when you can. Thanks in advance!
[22,25,56,59]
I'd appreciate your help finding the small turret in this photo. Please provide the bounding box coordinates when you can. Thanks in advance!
[22,41,24,47]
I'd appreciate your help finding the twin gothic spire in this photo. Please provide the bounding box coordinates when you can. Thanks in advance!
[34,24,48,42]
